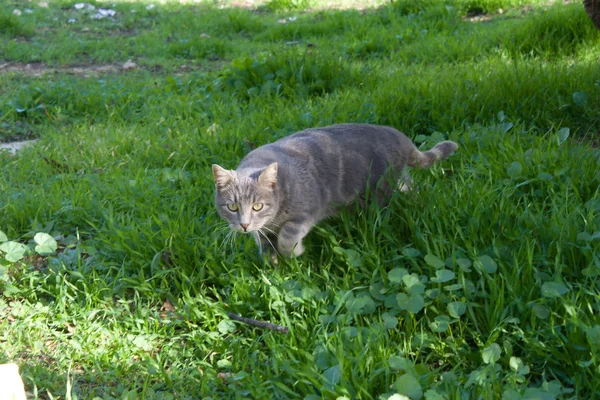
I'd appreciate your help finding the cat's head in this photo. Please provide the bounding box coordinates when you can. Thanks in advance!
[212,162,280,233]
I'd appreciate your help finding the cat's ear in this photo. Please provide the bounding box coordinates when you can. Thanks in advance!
[212,164,235,190]
[258,162,278,189]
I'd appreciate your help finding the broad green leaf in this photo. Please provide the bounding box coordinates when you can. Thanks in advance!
[383,312,399,329]
[403,274,425,294]
[430,269,455,283]
[506,161,522,179]
[502,389,521,400]
[313,345,333,370]
[345,296,367,314]
[456,258,471,272]
[533,304,550,319]
[0,231,7,243]
[429,315,450,333]
[556,127,570,145]
[476,255,497,274]
[369,281,388,301]
[395,373,423,400]
[482,343,501,364]
[500,122,513,133]
[577,232,591,242]
[522,388,557,400]
[397,293,425,314]
[424,254,445,269]
[573,91,588,107]
[509,357,529,375]
[389,268,409,283]
[585,325,600,347]
[217,319,236,335]
[541,380,563,397]
[0,241,28,263]
[344,249,362,268]
[34,232,58,255]
[385,294,399,309]
[318,314,335,324]
[305,395,322,400]
[541,282,569,298]
[333,247,362,268]
[447,301,466,318]
[323,364,341,386]
[402,248,421,258]
[423,389,446,400]
[406,283,425,295]
[444,283,463,291]
[132,335,154,352]
[389,356,413,372]
[346,295,375,315]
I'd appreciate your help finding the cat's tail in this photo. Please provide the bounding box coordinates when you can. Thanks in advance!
[408,141,458,168]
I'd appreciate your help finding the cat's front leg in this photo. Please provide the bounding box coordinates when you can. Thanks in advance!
[253,232,279,265]
[276,220,311,258]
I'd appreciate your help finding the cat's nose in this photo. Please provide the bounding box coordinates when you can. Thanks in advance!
[240,223,249,231]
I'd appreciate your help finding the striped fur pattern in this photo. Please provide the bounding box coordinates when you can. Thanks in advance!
[212,123,457,261]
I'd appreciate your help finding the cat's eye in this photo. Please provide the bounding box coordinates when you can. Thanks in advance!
[227,203,239,212]
[252,203,264,211]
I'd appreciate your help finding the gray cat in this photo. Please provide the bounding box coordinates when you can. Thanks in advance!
[212,123,457,262]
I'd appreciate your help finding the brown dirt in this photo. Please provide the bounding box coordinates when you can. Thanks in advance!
[0,60,227,77]
[0,61,122,77]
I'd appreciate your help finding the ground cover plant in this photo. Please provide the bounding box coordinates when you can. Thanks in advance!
[0,0,599,398]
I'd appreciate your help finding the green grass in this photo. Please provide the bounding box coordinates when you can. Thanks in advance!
[1,0,599,398]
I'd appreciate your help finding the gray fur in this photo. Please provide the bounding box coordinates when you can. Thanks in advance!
[212,123,457,261]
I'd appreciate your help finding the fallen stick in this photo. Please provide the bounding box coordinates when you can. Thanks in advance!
[226,312,289,334]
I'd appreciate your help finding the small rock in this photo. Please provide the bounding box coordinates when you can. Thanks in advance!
[91,8,116,19]
[200,33,210,38]
[122,60,137,70]
[68,18,76,23]
[13,9,22,16]
[25,9,33,14]
[277,16,297,24]
[146,4,156,10]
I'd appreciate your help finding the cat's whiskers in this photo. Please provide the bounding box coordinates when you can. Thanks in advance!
[260,225,279,238]
[257,228,280,257]
[220,230,239,251]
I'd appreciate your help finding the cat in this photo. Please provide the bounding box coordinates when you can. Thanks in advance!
[212,123,457,263]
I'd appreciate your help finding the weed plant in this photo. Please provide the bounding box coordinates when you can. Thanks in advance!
[0,0,599,399]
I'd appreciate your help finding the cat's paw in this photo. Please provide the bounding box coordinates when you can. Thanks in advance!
[292,242,305,257]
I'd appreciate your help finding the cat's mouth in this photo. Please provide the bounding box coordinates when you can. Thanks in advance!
[232,225,255,233]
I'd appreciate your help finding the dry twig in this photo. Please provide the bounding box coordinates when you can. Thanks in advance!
[226,312,289,334]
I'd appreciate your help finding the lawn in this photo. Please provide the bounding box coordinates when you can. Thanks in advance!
[0,0,599,398]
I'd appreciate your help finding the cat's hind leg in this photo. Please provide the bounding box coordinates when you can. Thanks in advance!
[253,231,279,265]
[276,219,312,257]
[398,168,413,193]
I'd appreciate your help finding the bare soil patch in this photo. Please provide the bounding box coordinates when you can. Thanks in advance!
[0,61,122,77]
